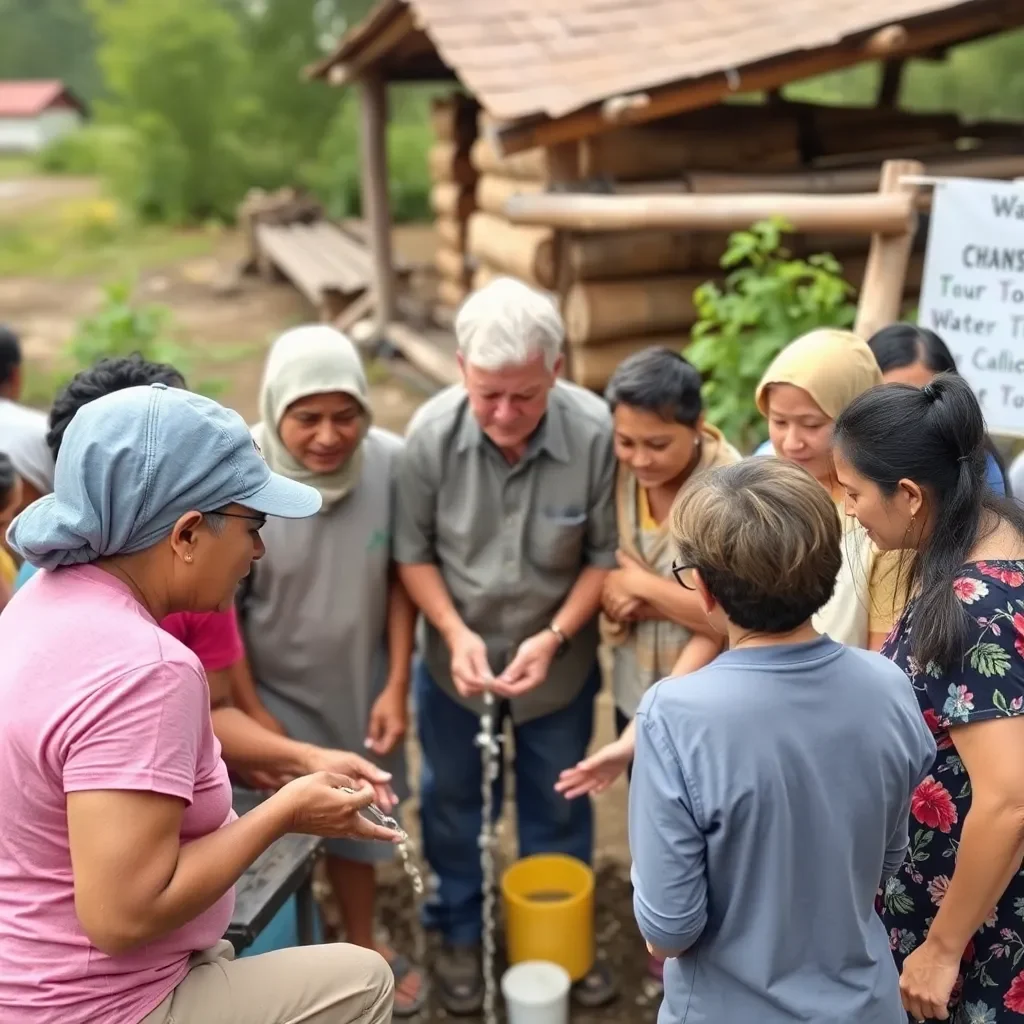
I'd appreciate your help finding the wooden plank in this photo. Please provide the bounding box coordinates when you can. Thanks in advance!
[386,321,461,387]
[855,159,925,339]
[359,71,397,333]
[505,191,915,235]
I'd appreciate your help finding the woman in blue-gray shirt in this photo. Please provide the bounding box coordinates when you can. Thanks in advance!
[628,458,936,1024]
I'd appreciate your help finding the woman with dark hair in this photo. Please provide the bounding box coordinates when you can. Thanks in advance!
[833,373,1024,1024]
[868,323,1009,496]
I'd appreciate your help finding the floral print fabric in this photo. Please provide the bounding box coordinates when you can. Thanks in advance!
[881,561,1024,1023]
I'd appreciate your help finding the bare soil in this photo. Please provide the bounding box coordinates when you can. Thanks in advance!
[5,199,644,1021]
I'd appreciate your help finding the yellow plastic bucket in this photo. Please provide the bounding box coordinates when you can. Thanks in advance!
[501,854,595,982]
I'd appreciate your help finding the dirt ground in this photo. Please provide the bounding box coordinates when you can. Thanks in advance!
[4,180,647,1022]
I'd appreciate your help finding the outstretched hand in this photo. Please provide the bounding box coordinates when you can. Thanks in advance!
[555,737,634,800]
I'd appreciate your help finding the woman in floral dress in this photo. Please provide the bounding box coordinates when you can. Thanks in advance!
[833,373,1024,1024]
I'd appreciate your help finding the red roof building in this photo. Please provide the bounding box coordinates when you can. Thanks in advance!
[0,80,87,153]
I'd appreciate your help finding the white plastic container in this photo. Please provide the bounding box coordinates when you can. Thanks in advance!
[501,960,572,1024]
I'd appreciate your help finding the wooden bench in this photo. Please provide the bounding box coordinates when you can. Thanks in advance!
[254,220,408,322]
[226,788,323,954]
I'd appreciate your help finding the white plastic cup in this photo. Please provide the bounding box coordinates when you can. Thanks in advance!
[501,960,572,1024]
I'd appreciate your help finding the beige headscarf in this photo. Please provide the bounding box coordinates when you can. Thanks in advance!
[754,328,883,648]
[251,325,371,510]
[755,328,882,421]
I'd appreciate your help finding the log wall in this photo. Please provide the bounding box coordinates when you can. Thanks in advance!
[428,93,479,316]
[438,99,1024,391]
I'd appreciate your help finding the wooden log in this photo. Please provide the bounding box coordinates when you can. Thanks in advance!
[436,216,465,250]
[564,277,701,346]
[471,137,558,182]
[506,191,916,236]
[569,336,687,392]
[472,264,501,291]
[466,211,558,290]
[436,277,469,310]
[430,95,477,145]
[566,231,696,279]
[428,142,477,187]
[434,244,469,285]
[476,175,546,217]
[579,120,801,181]
[430,182,476,221]
[855,159,926,339]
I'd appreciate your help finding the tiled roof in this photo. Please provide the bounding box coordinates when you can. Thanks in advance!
[316,0,988,122]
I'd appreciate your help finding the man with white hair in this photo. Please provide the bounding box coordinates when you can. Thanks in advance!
[394,277,617,1013]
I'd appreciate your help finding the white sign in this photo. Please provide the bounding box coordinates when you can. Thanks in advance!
[918,177,1024,436]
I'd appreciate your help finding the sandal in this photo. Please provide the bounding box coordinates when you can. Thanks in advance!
[571,962,618,1008]
[383,951,428,1018]
[435,943,484,1016]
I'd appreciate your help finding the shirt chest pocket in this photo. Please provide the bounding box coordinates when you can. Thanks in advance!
[529,507,587,572]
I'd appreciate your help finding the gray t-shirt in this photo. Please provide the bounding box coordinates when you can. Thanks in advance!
[0,399,54,494]
[629,636,936,1024]
[239,427,407,798]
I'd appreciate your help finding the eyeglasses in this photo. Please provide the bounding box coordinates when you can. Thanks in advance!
[207,510,267,530]
[671,561,698,591]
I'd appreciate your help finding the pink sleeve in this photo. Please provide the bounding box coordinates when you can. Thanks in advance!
[61,661,207,804]
[178,609,244,674]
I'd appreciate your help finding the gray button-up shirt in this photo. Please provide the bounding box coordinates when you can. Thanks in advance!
[394,380,617,722]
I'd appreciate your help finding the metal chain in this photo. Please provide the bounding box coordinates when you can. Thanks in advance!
[339,787,427,962]
[476,689,502,1024]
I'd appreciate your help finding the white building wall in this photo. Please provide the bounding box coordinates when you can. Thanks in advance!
[0,110,83,153]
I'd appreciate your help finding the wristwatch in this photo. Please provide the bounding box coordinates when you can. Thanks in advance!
[547,621,569,656]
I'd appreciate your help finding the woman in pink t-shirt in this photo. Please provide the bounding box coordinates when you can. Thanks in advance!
[38,354,397,793]
[0,384,400,1024]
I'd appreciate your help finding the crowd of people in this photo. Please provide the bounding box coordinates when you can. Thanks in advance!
[1,274,1023,1024]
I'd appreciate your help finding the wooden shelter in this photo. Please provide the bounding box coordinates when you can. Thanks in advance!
[309,0,1024,390]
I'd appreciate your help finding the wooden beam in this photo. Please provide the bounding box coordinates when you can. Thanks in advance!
[494,5,1022,155]
[386,321,460,387]
[877,59,906,108]
[358,71,397,334]
[326,7,416,87]
[504,191,915,235]
[854,159,925,339]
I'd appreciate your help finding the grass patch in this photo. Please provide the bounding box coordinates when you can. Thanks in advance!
[0,155,36,180]
[0,197,218,278]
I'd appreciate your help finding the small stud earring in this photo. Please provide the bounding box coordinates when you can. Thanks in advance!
[185,553,193,563]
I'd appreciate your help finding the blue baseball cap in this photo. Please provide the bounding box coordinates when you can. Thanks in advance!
[8,383,322,569]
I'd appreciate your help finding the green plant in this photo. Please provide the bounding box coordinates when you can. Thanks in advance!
[687,217,856,452]
[52,280,221,396]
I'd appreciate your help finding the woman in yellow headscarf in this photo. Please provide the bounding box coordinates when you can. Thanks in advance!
[754,328,901,649]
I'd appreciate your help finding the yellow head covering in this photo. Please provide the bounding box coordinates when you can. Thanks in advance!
[755,328,882,421]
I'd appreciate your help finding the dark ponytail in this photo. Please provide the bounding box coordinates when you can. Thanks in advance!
[834,373,1024,669]
[868,323,1010,495]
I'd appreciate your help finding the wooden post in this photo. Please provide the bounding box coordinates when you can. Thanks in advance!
[358,71,396,336]
[854,159,924,339]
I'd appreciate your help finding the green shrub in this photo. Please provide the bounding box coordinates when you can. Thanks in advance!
[35,125,131,175]
[687,217,857,453]
[48,280,221,397]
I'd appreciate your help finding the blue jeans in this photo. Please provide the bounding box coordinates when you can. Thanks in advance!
[415,660,600,945]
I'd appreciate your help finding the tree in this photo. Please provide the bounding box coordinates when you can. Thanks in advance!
[88,0,251,222]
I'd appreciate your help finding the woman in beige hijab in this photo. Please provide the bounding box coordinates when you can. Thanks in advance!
[234,325,425,1015]
[754,328,900,649]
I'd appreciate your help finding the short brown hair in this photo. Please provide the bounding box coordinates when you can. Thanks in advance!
[670,458,842,632]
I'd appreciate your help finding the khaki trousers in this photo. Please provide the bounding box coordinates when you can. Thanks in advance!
[139,941,394,1024]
